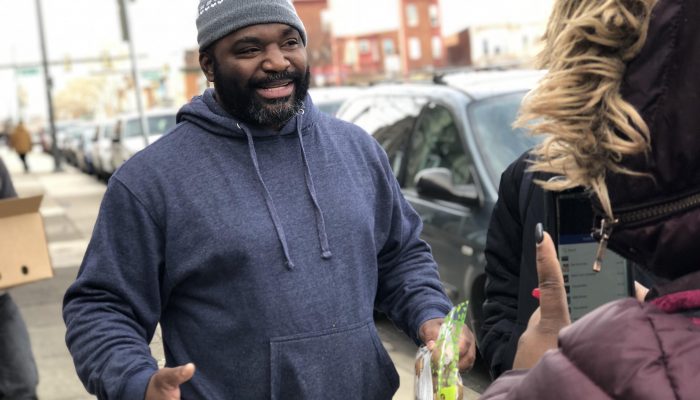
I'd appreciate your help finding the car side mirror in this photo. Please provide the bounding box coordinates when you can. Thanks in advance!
[415,167,480,207]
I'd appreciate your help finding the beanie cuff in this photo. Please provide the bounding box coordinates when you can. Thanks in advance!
[197,0,307,50]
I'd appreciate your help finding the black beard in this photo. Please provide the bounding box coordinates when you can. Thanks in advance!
[213,61,310,128]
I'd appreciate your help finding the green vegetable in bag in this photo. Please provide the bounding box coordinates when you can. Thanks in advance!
[434,301,468,400]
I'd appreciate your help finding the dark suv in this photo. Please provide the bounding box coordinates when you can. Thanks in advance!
[336,69,543,336]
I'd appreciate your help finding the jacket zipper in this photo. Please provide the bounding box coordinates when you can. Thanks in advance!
[615,191,700,225]
[591,191,700,272]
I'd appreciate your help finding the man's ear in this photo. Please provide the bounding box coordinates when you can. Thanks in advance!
[199,51,215,83]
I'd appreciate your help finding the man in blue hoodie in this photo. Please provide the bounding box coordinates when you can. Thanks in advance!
[63,1,475,399]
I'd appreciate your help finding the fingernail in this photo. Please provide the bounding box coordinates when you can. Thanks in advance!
[535,223,544,245]
[531,287,540,300]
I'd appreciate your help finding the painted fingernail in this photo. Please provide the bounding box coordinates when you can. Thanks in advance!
[532,287,540,300]
[535,222,544,245]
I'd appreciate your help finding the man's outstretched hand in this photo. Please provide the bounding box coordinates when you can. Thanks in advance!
[146,363,196,400]
[419,318,476,372]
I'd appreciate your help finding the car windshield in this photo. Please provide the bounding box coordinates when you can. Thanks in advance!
[468,91,543,186]
[316,100,344,116]
[124,114,176,138]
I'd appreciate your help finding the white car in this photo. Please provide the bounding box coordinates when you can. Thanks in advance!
[110,109,177,171]
[90,119,117,180]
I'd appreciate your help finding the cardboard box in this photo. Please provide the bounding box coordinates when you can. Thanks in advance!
[0,195,53,289]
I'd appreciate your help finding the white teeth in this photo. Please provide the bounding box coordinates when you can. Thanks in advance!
[264,82,289,89]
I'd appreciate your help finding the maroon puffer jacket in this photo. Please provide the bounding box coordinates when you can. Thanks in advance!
[480,293,700,399]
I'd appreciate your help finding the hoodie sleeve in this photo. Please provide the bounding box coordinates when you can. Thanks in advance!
[63,177,162,399]
[372,142,452,344]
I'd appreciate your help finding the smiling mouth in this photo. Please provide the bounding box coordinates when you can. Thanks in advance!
[256,81,295,100]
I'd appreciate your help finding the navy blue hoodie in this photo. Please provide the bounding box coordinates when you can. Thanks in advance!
[63,89,452,399]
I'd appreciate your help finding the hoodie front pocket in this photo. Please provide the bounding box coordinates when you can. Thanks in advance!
[270,320,399,400]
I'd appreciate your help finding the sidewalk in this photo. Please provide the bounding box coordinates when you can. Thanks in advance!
[1,147,482,400]
[1,147,168,400]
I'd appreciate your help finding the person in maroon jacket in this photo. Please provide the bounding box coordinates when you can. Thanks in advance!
[480,0,700,398]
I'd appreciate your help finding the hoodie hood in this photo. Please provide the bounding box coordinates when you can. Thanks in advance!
[177,88,320,139]
[176,88,331,269]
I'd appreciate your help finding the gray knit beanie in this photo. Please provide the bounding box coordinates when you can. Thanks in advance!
[197,0,307,50]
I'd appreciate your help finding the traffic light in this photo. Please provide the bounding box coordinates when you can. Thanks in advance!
[63,55,72,72]
[102,50,113,70]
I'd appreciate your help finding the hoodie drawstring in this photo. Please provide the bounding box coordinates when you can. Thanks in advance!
[295,115,333,260]
[237,116,332,270]
[240,123,296,270]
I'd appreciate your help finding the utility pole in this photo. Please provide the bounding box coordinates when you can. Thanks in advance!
[35,0,62,171]
[117,0,150,148]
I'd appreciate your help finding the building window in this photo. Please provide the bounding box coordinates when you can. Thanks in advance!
[359,39,371,54]
[344,40,358,65]
[406,4,419,27]
[432,36,442,59]
[429,4,439,27]
[383,39,396,55]
[321,9,332,32]
[409,37,422,60]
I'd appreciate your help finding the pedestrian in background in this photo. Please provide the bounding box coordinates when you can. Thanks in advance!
[0,157,39,400]
[63,1,475,399]
[480,0,700,398]
[10,120,32,172]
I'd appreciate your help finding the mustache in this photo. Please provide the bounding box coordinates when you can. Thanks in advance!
[249,70,304,88]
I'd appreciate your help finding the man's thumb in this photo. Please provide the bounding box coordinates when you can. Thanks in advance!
[155,363,196,389]
[535,226,569,322]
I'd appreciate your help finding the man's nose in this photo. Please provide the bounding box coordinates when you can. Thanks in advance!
[262,46,290,72]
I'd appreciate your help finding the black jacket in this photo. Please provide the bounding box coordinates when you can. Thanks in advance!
[478,151,657,379]
[478,150,544,378]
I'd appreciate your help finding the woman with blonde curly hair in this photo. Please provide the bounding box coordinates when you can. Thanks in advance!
[480,0,700,398]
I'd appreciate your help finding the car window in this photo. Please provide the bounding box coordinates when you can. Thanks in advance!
[148,114,176,134]
[337,97,374,123]
[467,92,542,186]
[316,101,344,116]
[103,124,114,140]
[405,104,472,188]
[124,114,176,138]
[353,96,427,178]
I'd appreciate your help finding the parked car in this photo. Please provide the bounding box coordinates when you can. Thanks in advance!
[40,120,81,157]
[110,109,177,171]
[65,122,99,174]
[309,86,363,116]
[90,119,117,180]
[61,123,95,168]
[335,69,545,337]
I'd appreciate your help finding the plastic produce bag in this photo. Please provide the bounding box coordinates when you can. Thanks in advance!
[414,301,468,400]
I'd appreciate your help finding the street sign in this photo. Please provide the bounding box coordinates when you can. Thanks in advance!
[17,67,40,76]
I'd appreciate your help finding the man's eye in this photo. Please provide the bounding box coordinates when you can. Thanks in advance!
[238,48,259,55]
[284,39,299,47]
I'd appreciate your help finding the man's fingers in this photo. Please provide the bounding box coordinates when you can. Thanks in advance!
[155,363,196,390]
[457,326,476,372]
[535,231,570,324]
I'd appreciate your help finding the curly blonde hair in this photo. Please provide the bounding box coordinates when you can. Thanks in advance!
[516,0,657,218]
